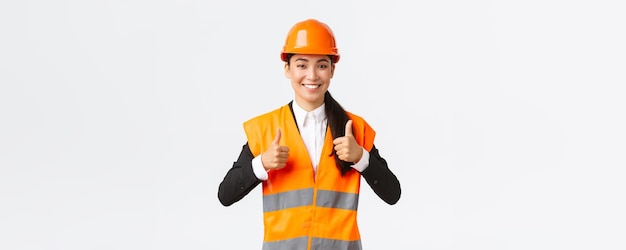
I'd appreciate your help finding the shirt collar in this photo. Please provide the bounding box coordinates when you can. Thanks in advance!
[292,101,326,127]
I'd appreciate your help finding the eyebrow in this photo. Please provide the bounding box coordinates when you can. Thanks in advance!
[294,58,330,63]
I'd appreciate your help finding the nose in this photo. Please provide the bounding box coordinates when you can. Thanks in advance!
[306,67,318,81]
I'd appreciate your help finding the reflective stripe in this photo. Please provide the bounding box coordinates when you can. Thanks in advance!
[263,237,361,250]
[315,190,359,210]
[263,188,314,212]
[262,236,309,250]
[311,237,362,250]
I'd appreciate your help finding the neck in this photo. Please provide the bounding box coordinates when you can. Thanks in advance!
[294,98,324,112]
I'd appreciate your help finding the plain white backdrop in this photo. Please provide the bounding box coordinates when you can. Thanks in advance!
[1,0,625,249]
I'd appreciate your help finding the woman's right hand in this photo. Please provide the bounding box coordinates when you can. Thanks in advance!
[262,129,289,171]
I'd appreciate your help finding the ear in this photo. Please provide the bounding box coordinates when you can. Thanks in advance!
[284,63,291,79]
[330,64,335,78]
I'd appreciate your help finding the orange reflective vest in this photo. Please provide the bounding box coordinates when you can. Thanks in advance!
[243,104,375,250]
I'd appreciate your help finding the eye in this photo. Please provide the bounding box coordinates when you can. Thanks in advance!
[296,64,306,69]
[318,64,328,69]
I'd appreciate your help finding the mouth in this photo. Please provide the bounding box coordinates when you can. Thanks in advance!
[302,84,321,89]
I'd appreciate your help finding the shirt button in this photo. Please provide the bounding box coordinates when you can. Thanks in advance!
[373,180,379,185]
[240,186,245,190]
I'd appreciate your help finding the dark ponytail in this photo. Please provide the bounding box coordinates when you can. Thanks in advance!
[324,91,353,176]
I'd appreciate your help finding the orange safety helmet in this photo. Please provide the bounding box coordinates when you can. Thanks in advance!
[280,19,340,63]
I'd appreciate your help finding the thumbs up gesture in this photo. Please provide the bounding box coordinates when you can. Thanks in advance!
[333,120,363,163]
[262,129,290,171]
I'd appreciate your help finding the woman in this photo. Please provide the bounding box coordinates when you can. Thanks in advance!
[218,18,401,250]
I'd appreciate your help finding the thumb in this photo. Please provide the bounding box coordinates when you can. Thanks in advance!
[272,129,282,145]
[345,120,353,137]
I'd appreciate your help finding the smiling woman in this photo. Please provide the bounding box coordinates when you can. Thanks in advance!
[285,54,333,114]
[217,18,401,250]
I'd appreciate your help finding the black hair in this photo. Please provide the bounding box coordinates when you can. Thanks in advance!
[286,53,353,176]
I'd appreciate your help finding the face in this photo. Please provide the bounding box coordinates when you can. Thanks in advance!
[284,54,334,111]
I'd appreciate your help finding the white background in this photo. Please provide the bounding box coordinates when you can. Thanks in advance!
[1,0,625,249]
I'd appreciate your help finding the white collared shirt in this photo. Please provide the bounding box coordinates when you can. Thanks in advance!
[292,102,327,172]
[252,101,369,180]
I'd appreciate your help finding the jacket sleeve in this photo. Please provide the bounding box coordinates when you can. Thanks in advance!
[360,145,401,205]
[218,143,263,206]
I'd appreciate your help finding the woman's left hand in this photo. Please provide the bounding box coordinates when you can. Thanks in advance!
[332,120,363,163]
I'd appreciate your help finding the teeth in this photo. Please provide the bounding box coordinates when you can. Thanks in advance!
[303,84,320,89]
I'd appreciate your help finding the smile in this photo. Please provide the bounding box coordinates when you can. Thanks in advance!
[302,84,321,89]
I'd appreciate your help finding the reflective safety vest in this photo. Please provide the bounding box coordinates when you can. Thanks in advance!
[243,104,376,250]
